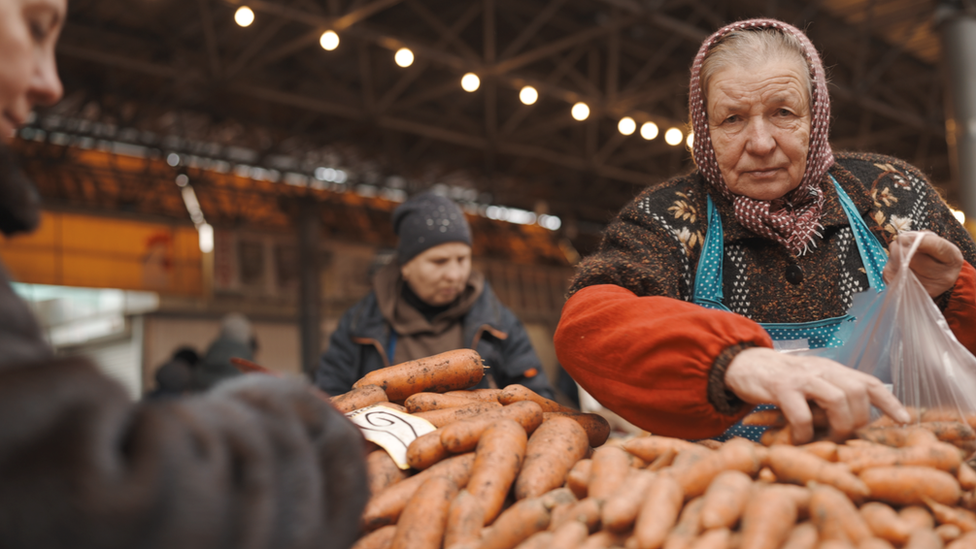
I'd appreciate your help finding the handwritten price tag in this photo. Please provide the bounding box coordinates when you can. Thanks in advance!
[346,405,437,470]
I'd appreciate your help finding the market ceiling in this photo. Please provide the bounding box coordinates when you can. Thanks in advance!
[32,0,951,253]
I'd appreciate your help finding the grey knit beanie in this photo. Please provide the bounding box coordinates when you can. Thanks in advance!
[393,193,472,264]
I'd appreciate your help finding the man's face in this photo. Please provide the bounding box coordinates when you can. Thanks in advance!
[400,242,472,307]
[0,0,66,141]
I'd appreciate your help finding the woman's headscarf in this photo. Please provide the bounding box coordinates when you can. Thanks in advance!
[689,19,834,256]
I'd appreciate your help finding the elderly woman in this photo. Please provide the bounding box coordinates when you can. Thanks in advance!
[554,19,976,443]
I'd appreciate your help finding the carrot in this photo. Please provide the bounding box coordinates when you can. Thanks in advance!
[868,408,920,428]
[782,523,820,549]
[567,458,592,499]
[624,436,711,463]
[837,442,963,474]
[860,502,912,545]
[699,439,725,450]
[332,384,389,413]
[758,467,778,483]
[414,401,503,427]
[663,496,705,549]
[468,419,528,524]
[740,485,800,549]
[925,498,976,532]
[907,428,942,447]
[361,452,476,530]
[375,401,407,412]
[588,446,634,501]
[541,486,580,510]
[499,384,576,413]
[444,490,485,549]
[938,525,964,543]
[856,426,915,447]
[762,425,796,446]
[405,392,493,413]
[580,531,629,549]
[389,475,458,549]
[479,496,552,549]
[543,411,612,447]
[919,422,976,443]
[809,483,873,543]
[406,430,449,470]
[515,416,589,499]
[602,469,656,533]
[903,529,943,549]
[669,446,717,482]
[860,466,962,506]
[439,401,545,453]
[700,469,754,530]
[900,506,936,532]
[350,525,397,549]
[859,538,897,549]
[691,528,731,549]
[444,388,503,403]
[768,445,870,501]
[963,492,976,513]
[550,519,590,548]
[676,438,763,499]
[819,540,856,549]
[513,531,554,549]
[366,449,409,495]
[729,532,744,549]
[744,405,829,428]
[801,441,840,462]
[353,348,486,401]
[553,498,602,533]
[648,448,678,471]
[947,531,976,549]
[634,473,684,549]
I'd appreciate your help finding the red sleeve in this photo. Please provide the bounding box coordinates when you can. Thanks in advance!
[554,284,773,439]
[945,261,976,355]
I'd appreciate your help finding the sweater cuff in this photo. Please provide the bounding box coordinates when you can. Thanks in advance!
[707,343,758,416]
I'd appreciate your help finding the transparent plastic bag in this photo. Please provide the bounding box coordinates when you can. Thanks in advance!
[813,232,976,419]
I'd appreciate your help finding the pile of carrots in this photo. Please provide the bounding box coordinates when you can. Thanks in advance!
[334,349,976,549]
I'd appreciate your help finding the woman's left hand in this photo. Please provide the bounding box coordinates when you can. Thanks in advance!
[883,230,963,298]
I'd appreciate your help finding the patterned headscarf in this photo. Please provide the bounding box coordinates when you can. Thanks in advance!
[689,19,834,256]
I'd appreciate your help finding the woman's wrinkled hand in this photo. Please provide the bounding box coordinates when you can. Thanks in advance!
[725,347,910,443]
[883,230,963,298]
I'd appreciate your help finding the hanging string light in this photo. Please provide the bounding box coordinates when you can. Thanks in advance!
[665,127,683,146]
[571,102,590,121]
[461,73,480,92]
[320,30,339,51]
[519,86,538,105]
[640,122,659,140]
[234,6,255,27]
[618,117,636,136]
[394,47,414,67]
[686,132,694,149]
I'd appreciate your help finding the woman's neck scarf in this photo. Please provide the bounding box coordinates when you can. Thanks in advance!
[688,19,834,256]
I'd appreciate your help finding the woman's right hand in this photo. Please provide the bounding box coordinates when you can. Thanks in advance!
[724,347,910,443]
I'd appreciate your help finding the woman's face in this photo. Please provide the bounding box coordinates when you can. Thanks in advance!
[0,0,65,141]
[706,57,811,201]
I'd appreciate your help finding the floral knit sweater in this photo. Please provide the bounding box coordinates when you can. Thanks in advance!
[554,151,976,439]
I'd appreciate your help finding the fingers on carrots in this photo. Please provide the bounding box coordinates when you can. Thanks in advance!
[515,416,590,500]
[353,348,486,401]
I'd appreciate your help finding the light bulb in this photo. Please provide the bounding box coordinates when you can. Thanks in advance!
[519,86,538,105]
[234,6,255,27]
[665,127,683,146]
[461,73,480,92]
[571,102,589,121]
[394,47,414,67]
[686,132,694,148]
[320,30,339,51]
[640,122,659,140]
[618,117,636,136]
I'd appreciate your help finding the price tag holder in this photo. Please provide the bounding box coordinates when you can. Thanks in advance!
[346,405,437,470]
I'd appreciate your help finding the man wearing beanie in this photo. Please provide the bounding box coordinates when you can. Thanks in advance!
[315,192,554,398]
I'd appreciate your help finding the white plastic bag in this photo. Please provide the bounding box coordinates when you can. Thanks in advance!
[818,232,976,417]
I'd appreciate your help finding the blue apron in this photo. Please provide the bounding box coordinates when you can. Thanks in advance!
[692,176,889,440]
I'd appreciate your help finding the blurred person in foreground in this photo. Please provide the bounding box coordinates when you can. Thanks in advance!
[192,312,257,391]
[315,192,555,399]
[0,1,368,547]
[555,18,976,444]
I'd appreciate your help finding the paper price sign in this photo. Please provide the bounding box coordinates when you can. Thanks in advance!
[346,405,437,470]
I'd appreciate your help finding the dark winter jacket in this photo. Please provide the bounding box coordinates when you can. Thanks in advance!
[0,144,368,549]
[314,269,555,399]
